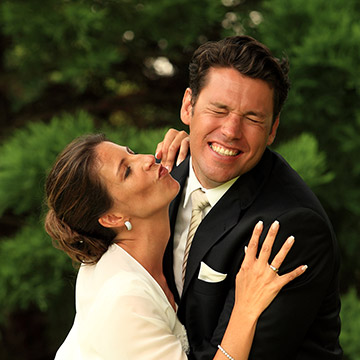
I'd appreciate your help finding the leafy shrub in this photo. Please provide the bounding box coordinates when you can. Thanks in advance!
[0,111,97,216]
[274,132,334,189]
[340,288,360,360]
[0,217,75,320]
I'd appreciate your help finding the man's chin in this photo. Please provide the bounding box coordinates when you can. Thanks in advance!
[200,171,240,188]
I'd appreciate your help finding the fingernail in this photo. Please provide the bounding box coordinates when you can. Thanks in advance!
[176,159,181,166]
[272,220,279,228]
[302,265,308,271]
[256,220,263,228]
[155,152,159,159]
[244,246,248,253]
[165,165,171,172]
[287,236,295,244]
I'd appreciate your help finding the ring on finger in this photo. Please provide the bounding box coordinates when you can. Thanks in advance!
[269,264,279,273]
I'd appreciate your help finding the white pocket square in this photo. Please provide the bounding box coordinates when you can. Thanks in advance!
[198,262,227,283]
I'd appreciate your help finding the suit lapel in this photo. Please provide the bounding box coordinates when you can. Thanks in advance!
[182,179,242,294]
[163,157,190,302]
[182,149,273,295]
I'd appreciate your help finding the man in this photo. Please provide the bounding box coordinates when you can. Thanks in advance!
[157,36,342,359]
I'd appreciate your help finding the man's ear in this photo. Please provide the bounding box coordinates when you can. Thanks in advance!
[180,88,193,126]
[267,115,280,146]
[98,213,124,229]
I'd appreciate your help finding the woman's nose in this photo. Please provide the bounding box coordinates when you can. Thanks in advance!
[142,155,155,171]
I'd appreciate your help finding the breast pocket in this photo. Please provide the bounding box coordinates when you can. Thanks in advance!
[194,261,228,295]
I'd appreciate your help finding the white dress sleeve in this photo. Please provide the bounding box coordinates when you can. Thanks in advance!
[77,274,188,360]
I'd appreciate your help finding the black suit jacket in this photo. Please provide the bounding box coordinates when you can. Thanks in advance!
[163,148,342,360]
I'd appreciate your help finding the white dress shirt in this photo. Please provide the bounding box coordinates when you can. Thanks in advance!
[173,157,239,295]
[55,244,189,360]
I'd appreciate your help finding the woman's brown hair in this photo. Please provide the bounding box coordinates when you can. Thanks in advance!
[45,134,116,265]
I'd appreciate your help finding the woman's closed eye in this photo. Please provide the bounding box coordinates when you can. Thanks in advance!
[124,166,131,179]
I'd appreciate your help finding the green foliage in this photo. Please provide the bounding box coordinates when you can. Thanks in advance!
[2,0,121,105]
[336,110,360,214]
[257,0,360,210]
[274,133,334,189]
[340,289,360,360]
[0,218,75,322]
[104,122,168,154]
[254,0,360,295]
[1,0,227,115]
[0,111,97,216]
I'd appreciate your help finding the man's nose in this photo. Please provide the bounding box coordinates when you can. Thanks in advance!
[221,114,242,140]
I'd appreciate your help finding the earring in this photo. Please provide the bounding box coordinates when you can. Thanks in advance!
[124,220,132,231]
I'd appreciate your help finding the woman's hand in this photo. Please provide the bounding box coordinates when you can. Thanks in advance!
[155,128,189,171]
[235,220,307,320]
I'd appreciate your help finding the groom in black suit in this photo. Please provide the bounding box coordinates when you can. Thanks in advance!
[162,36,342,359]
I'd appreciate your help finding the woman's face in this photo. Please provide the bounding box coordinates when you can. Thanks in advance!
[95,141,180,220]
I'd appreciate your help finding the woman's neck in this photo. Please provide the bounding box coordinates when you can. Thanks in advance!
[115,211,176,310]
[115,210,170,279]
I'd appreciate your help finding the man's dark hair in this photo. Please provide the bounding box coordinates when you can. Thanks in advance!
[188,36,290,122]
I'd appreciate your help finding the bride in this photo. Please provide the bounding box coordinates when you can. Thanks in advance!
[45,134,307,360]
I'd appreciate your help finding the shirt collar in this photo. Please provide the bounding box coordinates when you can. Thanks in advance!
[183,157,239,208]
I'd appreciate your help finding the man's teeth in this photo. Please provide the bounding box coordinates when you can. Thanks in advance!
[210,144,239,156]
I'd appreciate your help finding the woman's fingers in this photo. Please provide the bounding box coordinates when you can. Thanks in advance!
[236,220,308,316]
[155,129,189,171]
[278,265,308,288]
[245,220,308,279]
[176,136,190,166]
[243,221,263,265]
[258,221,280,264]
[155,128,178,167]
[270,235,295,271]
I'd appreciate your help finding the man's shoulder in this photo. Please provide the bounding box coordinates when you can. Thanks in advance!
[260,148,310,190]
[253,149,329,218]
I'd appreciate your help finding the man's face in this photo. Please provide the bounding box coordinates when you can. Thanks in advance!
[181,67,279,189]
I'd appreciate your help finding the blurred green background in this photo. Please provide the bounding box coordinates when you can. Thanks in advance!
[0,0,359,359]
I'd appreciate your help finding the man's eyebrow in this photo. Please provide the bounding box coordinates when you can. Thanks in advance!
[210,102,266,118]
[244,110,266,119]
[210,102,230,109]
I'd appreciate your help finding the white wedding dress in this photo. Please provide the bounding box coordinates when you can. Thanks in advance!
[55,244,189,359]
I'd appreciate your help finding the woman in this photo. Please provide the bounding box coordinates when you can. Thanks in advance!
[45,134,307,360]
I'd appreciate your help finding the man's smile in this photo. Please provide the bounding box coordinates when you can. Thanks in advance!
[209,142,241,157]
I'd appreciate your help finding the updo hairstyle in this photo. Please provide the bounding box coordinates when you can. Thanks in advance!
[45,134,116,265]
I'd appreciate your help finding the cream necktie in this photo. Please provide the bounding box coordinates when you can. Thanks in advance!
[182,189,210,283]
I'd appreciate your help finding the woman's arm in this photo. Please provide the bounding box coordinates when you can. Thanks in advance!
[213,220,307,360]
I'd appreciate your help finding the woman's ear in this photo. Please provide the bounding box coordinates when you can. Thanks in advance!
[98,213,124,229]
[180,88,193,126]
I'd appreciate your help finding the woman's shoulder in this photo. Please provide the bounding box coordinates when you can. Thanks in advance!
[78,244,165,302]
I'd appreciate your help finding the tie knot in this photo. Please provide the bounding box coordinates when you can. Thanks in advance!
[191,189,209,212]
